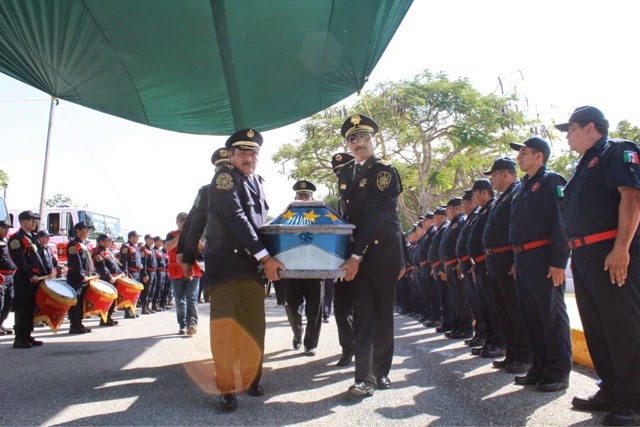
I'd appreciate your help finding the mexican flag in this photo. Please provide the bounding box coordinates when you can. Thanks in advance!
[624,151,639,164]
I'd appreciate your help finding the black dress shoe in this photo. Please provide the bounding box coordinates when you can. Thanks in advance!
[336,353,353,367]
[514,375,539,386]
[219,394,238,411]
[481,346,506,358]
[13,339,33,349]
[471,347,483,356]
[304,347,317,356]
[505,362,529,374]
[0,329,6,336]
[0,325,13,334]
[27,337,43,346]
[444,331,453,338]
[492,358,514,369]
[572,390,617,412]
[468,337,486,347]
[348,381,374,396]
[536,380,569,392]
[435,325,453,333]
[451,330,474,339]
[246,384,264,397]
[374,376,391,390]
[292,339,302,350]
[603,408,640,426]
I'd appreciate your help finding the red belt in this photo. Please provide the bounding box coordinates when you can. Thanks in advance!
[147,268,157,272]
[157,268,166,272]
[419,260,427,267]
[444,258,458,267]
[0,269,15,275]
[430,260,442,268]
[458,255,470,263]
[484,245,513,256]
[568,230,617,250]
[513,239,551,254]
[128,267,140,272]
[471,254,486,265]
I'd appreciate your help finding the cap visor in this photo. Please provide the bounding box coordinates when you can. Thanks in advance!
[509,142,525,152]
[554,122,569,132]
[482,170,492,176]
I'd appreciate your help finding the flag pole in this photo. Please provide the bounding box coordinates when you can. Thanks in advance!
[38,96,58,221]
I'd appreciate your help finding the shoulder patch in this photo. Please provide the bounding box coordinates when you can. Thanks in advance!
[376,171,392,191]
[68,246,77,255]
[556,186,565,198]
[216,173,234,190]
[0,241,5,247]
[623,150,639,164]
[9,239,20,250]
[96,254,103,262]
[121,247,129,254]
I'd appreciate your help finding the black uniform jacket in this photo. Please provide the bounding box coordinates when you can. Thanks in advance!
[206,165,268,285]
[9,229,49,281]
[66,237,91,289]
[337,156,405,270]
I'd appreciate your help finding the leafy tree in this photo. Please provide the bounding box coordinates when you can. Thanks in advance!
[44,193,73,208]
[0,170,8,190]
[611,120,640,143]
[273,71,537,227]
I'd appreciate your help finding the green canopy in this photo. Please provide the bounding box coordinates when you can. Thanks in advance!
[0,0,412,135]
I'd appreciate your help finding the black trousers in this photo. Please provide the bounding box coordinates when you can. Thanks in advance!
[0,275,15,326]
[572,241,640,411]
[445,265,474,332]
[140,273,157,307]
[422,267,441,322]
[284,279,324,350]
[352,266,397,383]
[334,279,354,356]
[68,283,86,329]
[210,277,265,393]
[486,252,531,363]
[461,261,485,336]
[153,271,165,306]
[438,271,455,330]
[474,262,504,346]
[323,279,335,319]
[514,246,571,382]
[13,275,37,340]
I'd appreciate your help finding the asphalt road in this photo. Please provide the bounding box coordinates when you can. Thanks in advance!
[0,295,604,426]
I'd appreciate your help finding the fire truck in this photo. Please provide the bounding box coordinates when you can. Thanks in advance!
[8,205,123,263]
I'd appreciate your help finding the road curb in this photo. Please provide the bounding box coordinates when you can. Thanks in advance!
[571,328,594,368]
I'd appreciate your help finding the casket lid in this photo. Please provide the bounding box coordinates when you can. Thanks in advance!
[261,201,354,234]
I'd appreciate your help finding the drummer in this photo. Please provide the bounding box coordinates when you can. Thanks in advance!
[66,222,96,334]
[92,234,122,326]
[8,211,53,348]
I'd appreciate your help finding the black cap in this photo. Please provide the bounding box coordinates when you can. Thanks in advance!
[128,230,141,238]
[211,147,231,166]
[555,106,609,133]
[36,230,52,238]
[292,180,316,193]
[472,178,493,192]
[144,234,153,240]
[97,233,112,242]
[225,128,263,151]
[18,210,40,221]
[0,219,12,228]
[153,236,162,242]
[483,157,516,175]
[340,114,379,138]
[176,212,188,222]
[331,152,354,172]
[462,189,473,201]
[417,214,426,220]
[74,221,90,231]
[510,136,551,161]
[423,211,434,219]
[447,197,462,207]
[434,206,447,216]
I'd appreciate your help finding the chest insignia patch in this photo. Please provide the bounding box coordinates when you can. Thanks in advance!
[588,157,599,168]
[96,255,103,262]
[68,246,77,255]
[531,182,540,192]
[216,173,234,190]
[340,184,346,190]
[359,178,367,188]
[10,240,20,250]
[121,247,129,254]
[376,171,391,191]
[452,223,458,229]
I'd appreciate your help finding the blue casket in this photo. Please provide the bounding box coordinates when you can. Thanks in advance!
[260,201,355,279]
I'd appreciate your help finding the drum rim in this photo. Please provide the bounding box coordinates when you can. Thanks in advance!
[115,277,144,290]
[41,279,78,305]
[89,279,118,296]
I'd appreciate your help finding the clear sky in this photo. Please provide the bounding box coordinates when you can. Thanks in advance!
[1,0,638,237]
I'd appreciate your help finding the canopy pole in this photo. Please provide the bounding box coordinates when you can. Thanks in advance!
[38,96,58,221]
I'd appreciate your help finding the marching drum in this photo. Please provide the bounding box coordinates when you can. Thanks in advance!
[114,276,144,310]
[34,279,77,333]
[84,280,118,323]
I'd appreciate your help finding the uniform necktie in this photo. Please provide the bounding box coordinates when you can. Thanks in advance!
[353,163,362,179]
